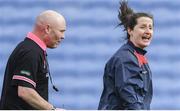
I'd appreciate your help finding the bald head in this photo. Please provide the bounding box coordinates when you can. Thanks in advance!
[35,10,66,29]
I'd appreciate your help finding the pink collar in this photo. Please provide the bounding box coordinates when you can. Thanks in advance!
[27,32,47,51]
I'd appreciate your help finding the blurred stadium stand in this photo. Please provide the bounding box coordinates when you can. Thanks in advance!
[0,0,180,109]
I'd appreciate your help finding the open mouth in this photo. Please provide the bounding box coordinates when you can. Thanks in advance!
[142,36,151,41]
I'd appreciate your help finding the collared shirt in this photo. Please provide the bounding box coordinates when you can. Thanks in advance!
[98,41,153,110]
[0,32,49,110]
[27,32,47,51]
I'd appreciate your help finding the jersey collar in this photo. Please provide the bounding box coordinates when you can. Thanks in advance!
[127,40,147,55]
[27,32,47,51]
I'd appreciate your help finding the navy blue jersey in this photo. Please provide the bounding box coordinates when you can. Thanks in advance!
[98,41,153,110]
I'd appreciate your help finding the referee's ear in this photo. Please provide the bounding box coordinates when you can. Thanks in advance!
[45,24,51,34]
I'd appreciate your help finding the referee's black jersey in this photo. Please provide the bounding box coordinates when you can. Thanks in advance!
[98,41,153,110]
[0,32,49,109]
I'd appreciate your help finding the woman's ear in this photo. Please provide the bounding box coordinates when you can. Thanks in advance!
[127,27,132,37]
[127,28,133,37]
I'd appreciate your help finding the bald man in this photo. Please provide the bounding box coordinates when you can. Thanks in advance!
[0,10,66,110]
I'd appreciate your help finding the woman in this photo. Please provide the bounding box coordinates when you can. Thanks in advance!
[98,0,153,110]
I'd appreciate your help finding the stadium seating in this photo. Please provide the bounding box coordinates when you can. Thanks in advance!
[0,0,180,109]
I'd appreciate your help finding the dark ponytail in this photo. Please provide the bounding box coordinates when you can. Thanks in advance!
[118,0,134,31]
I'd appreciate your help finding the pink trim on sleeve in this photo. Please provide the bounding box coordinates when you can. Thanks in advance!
[12,75,36,88]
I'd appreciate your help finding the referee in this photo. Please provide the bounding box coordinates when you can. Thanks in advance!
[0,10,66,110]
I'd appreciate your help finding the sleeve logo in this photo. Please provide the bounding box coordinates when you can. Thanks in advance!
[20,70,31,76]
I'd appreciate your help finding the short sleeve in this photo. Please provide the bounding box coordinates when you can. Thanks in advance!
[11,50,39,89]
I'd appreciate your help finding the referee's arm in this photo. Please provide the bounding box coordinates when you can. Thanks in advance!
[18,86,54,110]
